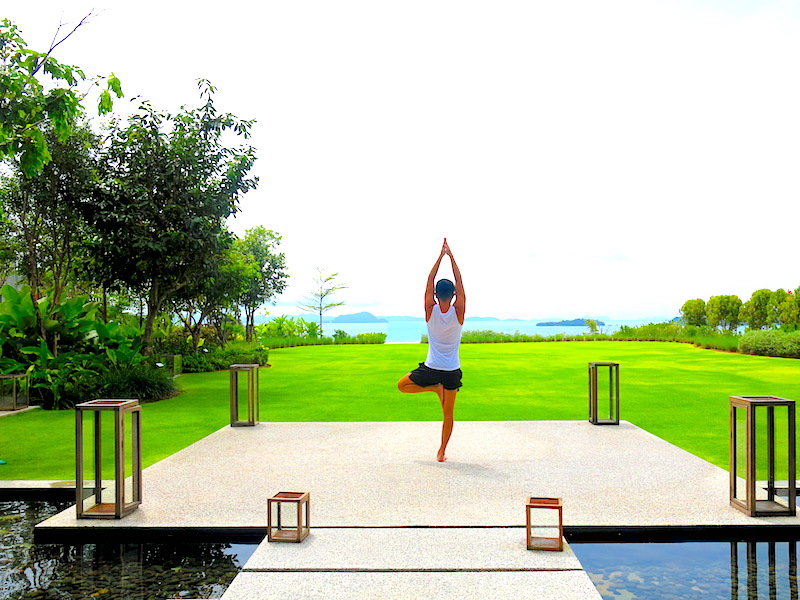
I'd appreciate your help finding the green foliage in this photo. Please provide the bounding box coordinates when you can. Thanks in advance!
[333,331,387,344]
[680,298,707,326]
[739,288,771,330]
[79,81,257,349]
[236,227,288,341]
[706,294,742,331]
[614,321,686,341]
[739,329,800,358]
[779,292,800,330]
[0,17,122,177]
[153,325,222,356]
[181,342,270,373]
[181,352,218,374]
[257,336,335,349]
[0,284,147,408]
[92,363,178,402]
[0,119,99,302]
[257,316,317,338]
[298,269,346,335]
[684,288,800,332]
[457,330,607,344]
[171,244,258,351]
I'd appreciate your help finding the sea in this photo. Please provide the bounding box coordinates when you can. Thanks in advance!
[310,319,659,343]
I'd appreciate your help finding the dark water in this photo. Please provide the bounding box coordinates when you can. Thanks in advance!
[572,541,799,599]
[0,500,257,600]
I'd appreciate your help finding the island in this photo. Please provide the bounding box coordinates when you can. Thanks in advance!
[537,318,605,327]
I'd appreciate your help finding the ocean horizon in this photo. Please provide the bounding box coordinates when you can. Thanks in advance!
[256,316,662,343]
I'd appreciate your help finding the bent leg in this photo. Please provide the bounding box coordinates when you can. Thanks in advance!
[437,388,457,462]
[397,374,444,405]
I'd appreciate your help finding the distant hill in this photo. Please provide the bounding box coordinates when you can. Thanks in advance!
[332,312,388,324]
[465,316,500,322]
[537,318,606,327]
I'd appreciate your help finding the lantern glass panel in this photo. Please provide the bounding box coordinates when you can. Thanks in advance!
[732,405,748,505]
[597,367,616,422]
[122,410,137,505]
[531,508,561,540]
[754,404,793,507]
[235,373,249,421]
[0,375,28,411]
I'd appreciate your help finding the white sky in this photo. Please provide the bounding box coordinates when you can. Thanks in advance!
[6,0,800,320]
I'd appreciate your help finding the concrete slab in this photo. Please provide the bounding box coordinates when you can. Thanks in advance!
[243,528,580,571]
[0,405,39,418]
[36,420,800,536]
[221,571,602,600]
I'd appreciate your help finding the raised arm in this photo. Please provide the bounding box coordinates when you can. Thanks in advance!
[444,240,466,324]
[424,242,447,320]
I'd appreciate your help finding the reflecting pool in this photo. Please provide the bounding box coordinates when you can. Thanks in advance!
[0,500,257,599]
[4,499,800,599]
[573,541,799,599]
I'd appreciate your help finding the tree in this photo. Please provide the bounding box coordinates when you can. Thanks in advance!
[706,294,742,332]
[1,118,99,304]
[739,288,772,330]
[78,82,258,351]
[170,244,257,351]
[235,227,288,342]
[0,16,122,176]
[680,298,707,326]
[767,289,790,328]
[298,269,346,336]
[778,291,799,331]
[584,319,599,334]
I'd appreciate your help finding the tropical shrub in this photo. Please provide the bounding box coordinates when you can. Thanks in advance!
[0,284,150,408]
[207,341,270,368]
[91,363,179,402]
[739,330,800,358]
[181,341,270,373]
[334,332,386,344]
[181,352,218,373]
[258,336,335,349]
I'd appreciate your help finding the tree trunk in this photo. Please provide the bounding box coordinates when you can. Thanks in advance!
[101,286,108,324]
[245,305,255,342]
[143,283,162,356]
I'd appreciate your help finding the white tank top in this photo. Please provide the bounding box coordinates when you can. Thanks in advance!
[425,304,462,371]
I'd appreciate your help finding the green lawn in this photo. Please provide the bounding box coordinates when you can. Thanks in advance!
[2,341,799,479]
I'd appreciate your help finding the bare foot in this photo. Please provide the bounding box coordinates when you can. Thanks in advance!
[437,449,447,462]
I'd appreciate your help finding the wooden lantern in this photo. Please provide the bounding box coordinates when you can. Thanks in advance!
[157,354,183,377]
[230,364,260,426]
[0,373,29,411]
[75,399,142,519]
[526,497,563,551]
[588,362,619,425]
[730,395,796,517]
[268,491,310,542]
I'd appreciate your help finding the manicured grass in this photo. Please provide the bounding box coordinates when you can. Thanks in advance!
[1,341,799,479]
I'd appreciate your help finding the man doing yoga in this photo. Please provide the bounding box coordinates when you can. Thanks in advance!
[397,238,465,462]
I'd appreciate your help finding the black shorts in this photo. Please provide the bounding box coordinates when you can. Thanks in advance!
[408,363,463,390]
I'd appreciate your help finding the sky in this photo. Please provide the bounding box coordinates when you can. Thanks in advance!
[6,0,800,320]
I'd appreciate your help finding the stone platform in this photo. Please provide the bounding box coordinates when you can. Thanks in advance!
[34,420,800,599]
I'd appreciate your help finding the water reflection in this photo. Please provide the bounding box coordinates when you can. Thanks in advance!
[575,541,800,600]
[731,541,798,600]
[0,500,256,599]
